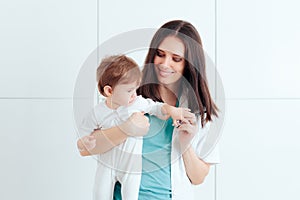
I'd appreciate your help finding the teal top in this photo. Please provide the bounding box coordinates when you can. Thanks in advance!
[113,115,174,200]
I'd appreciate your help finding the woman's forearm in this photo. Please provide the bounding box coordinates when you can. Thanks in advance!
[182,147,210,185]
[81,126,128,156]
[79,112,149,156]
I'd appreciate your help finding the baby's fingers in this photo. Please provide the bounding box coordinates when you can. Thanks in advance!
[185,111,195,118]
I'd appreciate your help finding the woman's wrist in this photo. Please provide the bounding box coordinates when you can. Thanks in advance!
[181,145,193,156]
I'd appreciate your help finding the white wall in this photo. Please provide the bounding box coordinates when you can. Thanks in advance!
[217,0,300,199]
[0,1,96,199]
[1,0,299,200]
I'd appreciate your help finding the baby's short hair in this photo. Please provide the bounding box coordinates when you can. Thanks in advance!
[97,55,142,97]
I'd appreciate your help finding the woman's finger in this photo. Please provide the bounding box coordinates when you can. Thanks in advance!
[183,116,196,124]
[184,108,191,112]
[179,118,189,124]
[172,119,179,127]
[88,135,95,139]
[179,110,193,118]
[178,122,197,133]
[178,123,191,131]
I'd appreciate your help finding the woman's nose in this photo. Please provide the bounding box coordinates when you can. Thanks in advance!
[161,56,172,68]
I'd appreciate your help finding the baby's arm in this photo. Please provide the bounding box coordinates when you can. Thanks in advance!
[139,96,193,127]
[161,104,193,127]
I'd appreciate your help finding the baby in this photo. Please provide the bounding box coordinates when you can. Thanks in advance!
[77,55,191,200]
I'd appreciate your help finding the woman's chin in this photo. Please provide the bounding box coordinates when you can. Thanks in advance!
[158,78,178,86]
[157,77,170,85]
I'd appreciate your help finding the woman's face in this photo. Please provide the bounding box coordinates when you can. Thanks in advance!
[154,36,185,85]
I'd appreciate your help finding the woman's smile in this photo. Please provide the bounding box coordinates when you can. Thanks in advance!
[157,66,176,78]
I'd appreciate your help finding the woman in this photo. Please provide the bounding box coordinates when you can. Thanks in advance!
[81,20,219,200]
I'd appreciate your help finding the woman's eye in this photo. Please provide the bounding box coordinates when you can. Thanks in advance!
[173,57,183,62]
[156,50,165,57]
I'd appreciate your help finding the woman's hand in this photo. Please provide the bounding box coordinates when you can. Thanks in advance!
[120,112,150,137]
[78,135,96,151]
[177,114,210,185]
[177,113,198,152]
[77,135,96,156]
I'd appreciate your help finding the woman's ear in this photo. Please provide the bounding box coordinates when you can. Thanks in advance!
[103,85,113,97]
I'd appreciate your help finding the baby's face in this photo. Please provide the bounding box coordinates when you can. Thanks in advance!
[111,81,139,107]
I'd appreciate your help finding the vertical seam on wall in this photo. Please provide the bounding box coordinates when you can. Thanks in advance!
[215,0,218,101]
[97,0,99,62]
[96,0,99,104]
[214,0,218,200]
[215,166,217,200]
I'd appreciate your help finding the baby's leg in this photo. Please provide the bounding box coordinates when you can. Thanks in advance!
[117,137,143,199]
[93,165,115,200]
[120,173,141,200]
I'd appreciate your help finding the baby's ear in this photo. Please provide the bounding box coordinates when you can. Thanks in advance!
[103,85,113,97]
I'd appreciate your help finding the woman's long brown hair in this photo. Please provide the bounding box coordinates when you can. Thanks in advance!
[137,20,218,127]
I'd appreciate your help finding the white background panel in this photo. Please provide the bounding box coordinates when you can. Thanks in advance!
[217,0,300,98]
[217,100,300,199]
[0,100,96,200]
[0,1,96,98]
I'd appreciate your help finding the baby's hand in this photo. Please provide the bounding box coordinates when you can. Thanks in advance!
[167,106,194,128]
[79,135,96,151]
[121,112,150,137]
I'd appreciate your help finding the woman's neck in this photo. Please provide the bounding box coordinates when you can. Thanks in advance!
[159,84,179,106]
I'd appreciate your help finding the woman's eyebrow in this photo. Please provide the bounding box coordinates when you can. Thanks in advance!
[157,48,183,57]
[173,54,183,57]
